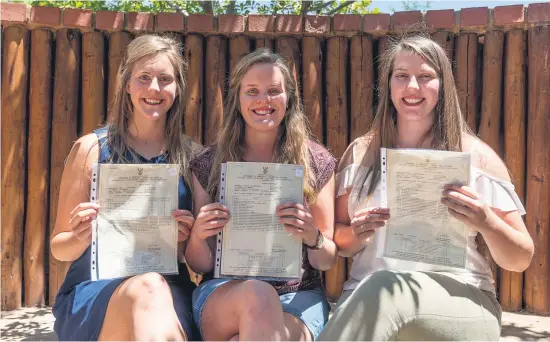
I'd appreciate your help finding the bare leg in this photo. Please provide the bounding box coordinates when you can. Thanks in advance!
[98,272,187,341]
[200,280,286,341]
[283,313,312,341]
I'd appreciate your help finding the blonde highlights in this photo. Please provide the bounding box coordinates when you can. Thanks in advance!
[358,34,470,198]
[206,48,315,203]
[105,34,193,185]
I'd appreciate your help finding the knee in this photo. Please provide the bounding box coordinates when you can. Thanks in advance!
[237,280,281,316]
[122,272,172,310]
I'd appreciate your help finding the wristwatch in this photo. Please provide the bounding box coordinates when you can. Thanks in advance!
[306,228,324,250]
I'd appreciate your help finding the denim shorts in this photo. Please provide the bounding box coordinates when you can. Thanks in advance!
[192,278,330,340]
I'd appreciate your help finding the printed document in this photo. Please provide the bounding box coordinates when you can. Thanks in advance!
[377,148,470,268]
[91,164,179,280]
[216,162,304,280]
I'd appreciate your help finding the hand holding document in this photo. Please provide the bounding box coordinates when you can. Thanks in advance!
[215,162,304,280]
[377,148,471,268]
[90,164,179,280]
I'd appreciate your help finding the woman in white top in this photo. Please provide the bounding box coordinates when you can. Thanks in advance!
[318,35,534,341]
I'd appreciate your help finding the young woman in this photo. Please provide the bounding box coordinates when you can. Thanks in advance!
[185,49,337,341]
[318,35,534,341]
[51,35,198,341]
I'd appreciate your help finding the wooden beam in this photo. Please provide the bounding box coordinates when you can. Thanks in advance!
[1,25,29,310]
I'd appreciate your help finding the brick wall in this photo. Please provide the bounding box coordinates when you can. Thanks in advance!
[2,2,549,34]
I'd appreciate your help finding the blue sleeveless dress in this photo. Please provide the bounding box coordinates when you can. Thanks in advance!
[53,126,198,340]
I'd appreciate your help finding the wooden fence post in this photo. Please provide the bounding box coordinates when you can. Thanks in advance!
[204,36,227,145]
[107,31,133,120]
[229,36,250,74]
[477,31,505,286]
[500,28,526,312]
[49,29,81,305]
[325,36,349,302]
[183,34,204,144]
[302,37,324,142]
[1,26,29,310]
[275,37,301,97]
[454,32,479,132]
[431,31,455,61]
[350,35,374,141]
[479,30,505,156]
[255,37,274,51]
[525,25,550,315]
[24,28,53,307]
[81,31,106,135]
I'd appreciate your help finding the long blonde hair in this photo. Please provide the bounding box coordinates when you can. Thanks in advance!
[357,35,471,198]
[106,34,193,185]
[206,48,315,203]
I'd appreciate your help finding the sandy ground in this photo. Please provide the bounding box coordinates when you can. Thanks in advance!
[1,307,549,341]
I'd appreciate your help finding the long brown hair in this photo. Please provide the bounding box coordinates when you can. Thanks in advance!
[105,34,193,185]
[357,35,471,199]
[206,48,315,203]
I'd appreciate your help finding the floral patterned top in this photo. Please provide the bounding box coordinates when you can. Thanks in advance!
[190,140,337,294]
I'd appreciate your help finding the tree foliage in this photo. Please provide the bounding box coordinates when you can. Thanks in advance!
[9,0,378,15]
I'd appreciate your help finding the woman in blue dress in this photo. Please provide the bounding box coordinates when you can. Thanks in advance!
[50,34,198,341]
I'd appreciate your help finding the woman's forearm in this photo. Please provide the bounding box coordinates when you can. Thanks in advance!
[50,231,90,262]
[184,235,215,274]
[307,237,337,271]
[479,215,534,272]
[333,222,367,257]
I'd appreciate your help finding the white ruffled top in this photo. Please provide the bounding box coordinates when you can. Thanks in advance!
[338,139,526,293]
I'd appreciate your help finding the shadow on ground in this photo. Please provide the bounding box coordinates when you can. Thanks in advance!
[501,321,550,341]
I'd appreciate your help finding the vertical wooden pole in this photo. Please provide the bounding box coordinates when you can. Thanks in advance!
[301,37,324,142]
[204,36,227,145]
[477,30,505,293]
[229,36,250,75]
[183,34,204,144]
[107,31,133,120]
[81,31,105,135]
[454,33,479,132]
[350,35,374,141]
[479,30,505,156]
[256,37,274,51]
[325,36,349,301]
[275,37,301,91]
[1,26,29,310]
[49,29,81,305]
[525,25,550,315]
[24,28,53,307]
[500,28,526,312]
[431,31,455,61]
[376,35,390,74]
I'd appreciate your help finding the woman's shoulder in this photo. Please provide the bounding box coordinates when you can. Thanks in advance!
[338,134,374,172]
[64,133,100,178]
[463,134,511,182]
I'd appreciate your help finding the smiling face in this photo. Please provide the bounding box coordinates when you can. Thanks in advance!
[390,51,440,125]
[127,53,178,121]
[239,63,288,133]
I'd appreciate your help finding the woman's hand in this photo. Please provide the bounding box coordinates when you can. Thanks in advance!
[69,202,99,244]
[350,207,390,243]
[276,202,319,247]
[172,210,195,242]
[440,184,495,233]
[191,203,230,240]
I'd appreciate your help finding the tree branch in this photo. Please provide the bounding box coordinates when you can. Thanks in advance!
[301,1,311,15]
[226,0,237,14]
[200,0,213,14]
[309,0,336,13]
[327,0,355,15]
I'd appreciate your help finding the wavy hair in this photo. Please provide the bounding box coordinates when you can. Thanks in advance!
[357,34,471,199]
[206,48,316,203]
[105,34,193,185]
